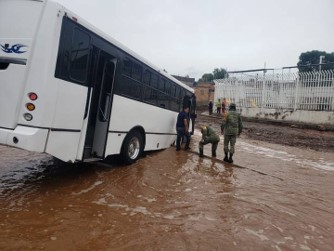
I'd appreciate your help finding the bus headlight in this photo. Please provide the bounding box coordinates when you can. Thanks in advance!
[26,103,35,111]
[23,113,33,121]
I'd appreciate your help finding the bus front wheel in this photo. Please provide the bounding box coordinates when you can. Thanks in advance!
[121,131,143,164]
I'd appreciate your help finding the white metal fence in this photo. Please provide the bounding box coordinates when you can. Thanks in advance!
[214,70,334,111]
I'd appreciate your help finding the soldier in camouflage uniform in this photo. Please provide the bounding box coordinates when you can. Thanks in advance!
[199,125,220,157]
[221,103,243,163]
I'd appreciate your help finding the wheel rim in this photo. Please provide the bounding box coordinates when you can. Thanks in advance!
[128,137,140,160]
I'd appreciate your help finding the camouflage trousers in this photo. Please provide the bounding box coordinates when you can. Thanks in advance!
[199,141,219,156]
[224,135,237,154]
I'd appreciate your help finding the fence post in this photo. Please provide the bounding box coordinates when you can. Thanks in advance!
[331,71,334,111]
[294,72,300,111]
[261,73,266,111]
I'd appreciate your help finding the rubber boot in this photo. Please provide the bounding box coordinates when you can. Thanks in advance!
[185,141,190,151]
[228,153,233,163]
[223,151,229,162]
[212,143,218,158]
[199,148,204,157]
[212,150,216,157]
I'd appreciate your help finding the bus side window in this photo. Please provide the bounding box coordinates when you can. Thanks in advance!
[123,58,132,77]
[119,58,142,100]
[175,86,181,100]
[170,84,178,112]
[151,73,158,89]
[183,94,191,108]
[179,89,185,110]
[165,81,171,95]
[69,28,91,84]
[132,62,142,82]
[159,78,165,92]
[171,84,176,97]
[143,69,151,85]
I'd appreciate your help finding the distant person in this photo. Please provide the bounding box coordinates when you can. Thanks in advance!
[208,100,213,115]
[216,99,221,114]
[221,98,226,114]
[176,106,191,151]
[199,125,220,157]
[189,94,197,135]
[221,103,243,163]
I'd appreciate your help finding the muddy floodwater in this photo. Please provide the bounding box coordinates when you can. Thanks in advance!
[1,130,334,251]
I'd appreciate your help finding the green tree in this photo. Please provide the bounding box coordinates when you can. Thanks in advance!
[213,68,229,79]
[297,50,334,72]
[200,73,214,82]
[199,67,229,82]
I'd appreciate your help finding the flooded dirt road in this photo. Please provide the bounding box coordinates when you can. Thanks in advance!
[1,130,334,251]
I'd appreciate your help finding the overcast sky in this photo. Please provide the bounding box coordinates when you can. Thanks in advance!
[56,0,334,80]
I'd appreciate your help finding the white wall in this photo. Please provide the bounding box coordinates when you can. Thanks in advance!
[241,107,334,126]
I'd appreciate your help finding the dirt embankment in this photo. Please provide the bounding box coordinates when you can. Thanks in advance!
[195,112,334,153]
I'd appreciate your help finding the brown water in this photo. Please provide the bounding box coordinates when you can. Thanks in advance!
[1,131,334,250]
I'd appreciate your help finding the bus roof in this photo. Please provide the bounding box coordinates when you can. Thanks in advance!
[51,0,193,93]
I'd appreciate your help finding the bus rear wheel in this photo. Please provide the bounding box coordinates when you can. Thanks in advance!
[121,131,143,164]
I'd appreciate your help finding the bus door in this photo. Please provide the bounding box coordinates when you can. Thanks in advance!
[83,52,116,160]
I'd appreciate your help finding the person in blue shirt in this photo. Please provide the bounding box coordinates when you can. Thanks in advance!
[176,106,191,151]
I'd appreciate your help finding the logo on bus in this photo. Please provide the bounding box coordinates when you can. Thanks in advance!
[0,43,27,54]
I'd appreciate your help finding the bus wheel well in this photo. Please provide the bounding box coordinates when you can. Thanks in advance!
[121,127,145,165]
[129,126,146,149]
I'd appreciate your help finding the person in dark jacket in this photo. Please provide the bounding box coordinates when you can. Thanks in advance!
[221,103,243,163]
[189,94,197,135]
[199,125,220,157]
[176,106,191,151]
[208,100,213,115]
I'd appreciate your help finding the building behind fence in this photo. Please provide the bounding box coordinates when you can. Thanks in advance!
[214,70,334,126]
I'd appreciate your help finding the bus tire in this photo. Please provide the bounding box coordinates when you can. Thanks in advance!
[121,131,143,164]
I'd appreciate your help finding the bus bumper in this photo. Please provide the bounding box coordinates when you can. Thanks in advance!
[0,126,48,152]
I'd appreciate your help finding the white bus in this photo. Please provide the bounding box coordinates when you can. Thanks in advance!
[0,0,195,164]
